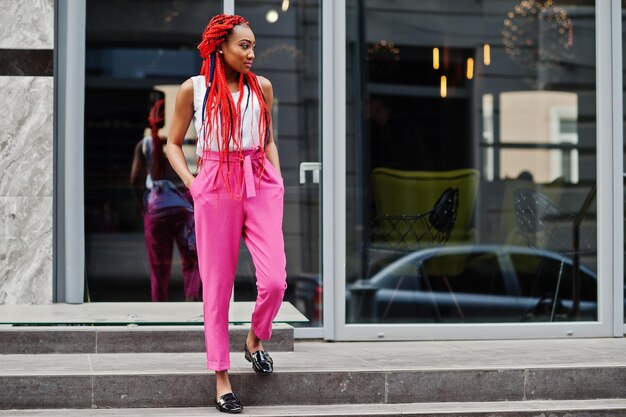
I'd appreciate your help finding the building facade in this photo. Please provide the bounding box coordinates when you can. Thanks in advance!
[1,0,625,341]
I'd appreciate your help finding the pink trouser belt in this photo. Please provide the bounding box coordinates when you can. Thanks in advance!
[201,149,262,198]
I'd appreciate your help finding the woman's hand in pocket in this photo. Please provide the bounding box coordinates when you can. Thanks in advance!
[184,174,196,190]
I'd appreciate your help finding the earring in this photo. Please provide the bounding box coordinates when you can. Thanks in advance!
[218,50,223,55]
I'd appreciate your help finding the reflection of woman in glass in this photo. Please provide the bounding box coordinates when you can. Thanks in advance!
[130,97,201,302]
[167,14,286,413]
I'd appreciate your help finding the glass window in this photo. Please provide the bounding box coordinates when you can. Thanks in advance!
[85,0,220,302]
[228,0,323,327]
[84,0,323,328]
[346,0,597,324]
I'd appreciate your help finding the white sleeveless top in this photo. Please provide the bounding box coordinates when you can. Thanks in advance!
[191,75,262,156]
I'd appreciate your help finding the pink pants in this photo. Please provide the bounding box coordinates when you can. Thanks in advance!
[190,149,287,371]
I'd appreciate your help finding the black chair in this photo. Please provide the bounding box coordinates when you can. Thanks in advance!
[371,187,458,245]
[366,187,460,275]
[350,188,460,322]
[513,187,595,321]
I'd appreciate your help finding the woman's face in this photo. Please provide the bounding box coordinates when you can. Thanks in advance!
[220,24,256,75]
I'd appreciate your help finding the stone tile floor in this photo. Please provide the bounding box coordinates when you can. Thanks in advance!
[2,400,626,416]
[2,338,626,414]
[0,302,306,325]
[2,338,626,376]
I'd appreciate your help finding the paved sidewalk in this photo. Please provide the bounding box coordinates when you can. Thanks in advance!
[2,399,626,416]
[1,338,626,413]
[2,338,626,375]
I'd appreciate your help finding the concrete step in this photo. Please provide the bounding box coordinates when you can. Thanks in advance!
[0,302,307,326]
[2,400,626,416]
[0,324,294,354]
[2,339,626,409]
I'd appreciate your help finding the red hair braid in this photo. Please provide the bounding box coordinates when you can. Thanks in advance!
[147,99,165,180]
[196,14,272,197]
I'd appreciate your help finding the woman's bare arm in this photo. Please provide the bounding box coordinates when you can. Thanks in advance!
[166,79,196,188]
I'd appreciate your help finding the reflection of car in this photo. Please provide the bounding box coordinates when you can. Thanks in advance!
[348,245,602,323]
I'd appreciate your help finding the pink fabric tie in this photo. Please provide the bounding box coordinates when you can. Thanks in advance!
[243,154,256,198]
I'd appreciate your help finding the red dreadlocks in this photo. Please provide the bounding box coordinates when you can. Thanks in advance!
[148,98,166,180]
[197,14,271,195]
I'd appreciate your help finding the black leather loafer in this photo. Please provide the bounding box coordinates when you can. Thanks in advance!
[244,342,274,373]
[215,392,243,414]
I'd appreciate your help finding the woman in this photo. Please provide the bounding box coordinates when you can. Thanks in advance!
[167,14,287,414]
[130,97,200,302]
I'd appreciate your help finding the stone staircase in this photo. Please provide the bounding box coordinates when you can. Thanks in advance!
[0,324,293,354]
[1,326,626,416]
[1,401,626,416]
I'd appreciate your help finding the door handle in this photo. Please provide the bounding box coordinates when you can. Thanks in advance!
[299,162,321,184]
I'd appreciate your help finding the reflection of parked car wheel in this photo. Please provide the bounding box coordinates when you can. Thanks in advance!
[348,245,602,324]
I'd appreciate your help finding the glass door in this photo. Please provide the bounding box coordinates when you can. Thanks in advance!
[233,0,323,330]
[336,0,615,340]
[83,0,323,329]
[84,0,223,302]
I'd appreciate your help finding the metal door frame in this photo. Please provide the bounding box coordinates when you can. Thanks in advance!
[326,0,623,340]
[55,0,624,338]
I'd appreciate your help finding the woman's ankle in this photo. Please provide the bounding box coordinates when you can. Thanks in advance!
[215,370,232,398]
[246,328,263,351]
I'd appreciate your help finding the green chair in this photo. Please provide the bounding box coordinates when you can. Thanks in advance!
[372,168,480,243]
[369,186,459,248]
[367,168,480,276]
[360,168,481,322]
